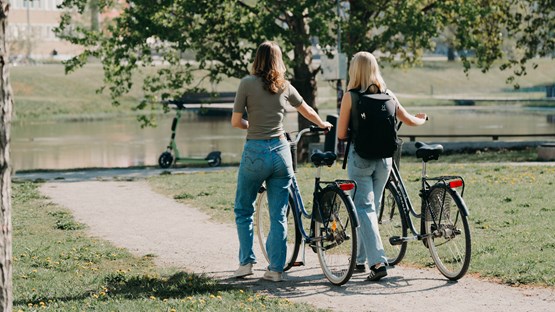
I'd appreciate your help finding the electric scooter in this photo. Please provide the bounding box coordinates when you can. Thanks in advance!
[158,102,222,169]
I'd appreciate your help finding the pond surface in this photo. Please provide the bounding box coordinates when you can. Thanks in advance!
[12,106,555,171]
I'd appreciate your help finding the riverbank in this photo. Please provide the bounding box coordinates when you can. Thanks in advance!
[11,60,555,122]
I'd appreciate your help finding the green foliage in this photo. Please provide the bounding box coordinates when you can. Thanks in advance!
[55,0,553,126]
[48,211,85,231]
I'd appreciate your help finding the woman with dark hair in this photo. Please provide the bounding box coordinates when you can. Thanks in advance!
[231,41,332,282]
[337,51,427,281]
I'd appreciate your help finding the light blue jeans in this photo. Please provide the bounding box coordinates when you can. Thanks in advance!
[347,145,392,267]
[234,137,293,272]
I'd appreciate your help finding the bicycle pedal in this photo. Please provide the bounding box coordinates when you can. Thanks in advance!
[292,261,304,267]
[389,236,404,246]
[309,245,318,253]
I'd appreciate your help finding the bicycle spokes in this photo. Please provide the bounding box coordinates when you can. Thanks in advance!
[379,183,407,265]
[315,188,357,286]
[425,185,471,280]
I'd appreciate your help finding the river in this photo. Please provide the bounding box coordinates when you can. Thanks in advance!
[12,106,555,171]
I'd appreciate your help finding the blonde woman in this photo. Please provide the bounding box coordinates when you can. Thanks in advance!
[337,51,426,281]
[231,41,332,282]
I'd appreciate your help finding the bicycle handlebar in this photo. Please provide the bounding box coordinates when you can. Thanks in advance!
[288,126,329,173]
[292,126,328,145]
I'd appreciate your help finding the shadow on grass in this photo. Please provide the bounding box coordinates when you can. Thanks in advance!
[105,271,235,299]
[14,271,237,306]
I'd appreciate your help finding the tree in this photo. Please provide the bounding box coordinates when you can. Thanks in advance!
[0,1,13,310]
[55,0,553,124]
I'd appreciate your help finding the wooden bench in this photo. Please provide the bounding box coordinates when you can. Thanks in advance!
[167,92,236,116]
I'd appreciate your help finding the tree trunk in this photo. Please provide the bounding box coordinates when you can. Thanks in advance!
[291,72,318,162]
[447,45,456,61]
[0,2,13,311]
[287,13,320,162]
[90,0,100,31]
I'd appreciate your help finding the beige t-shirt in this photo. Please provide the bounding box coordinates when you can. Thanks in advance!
[233,75,303,140]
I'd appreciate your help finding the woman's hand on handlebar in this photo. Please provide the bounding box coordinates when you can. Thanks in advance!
[319,121,333,132]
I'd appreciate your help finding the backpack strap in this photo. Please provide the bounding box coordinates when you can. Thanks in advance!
[342,90,361,170]
[349,90,361,141]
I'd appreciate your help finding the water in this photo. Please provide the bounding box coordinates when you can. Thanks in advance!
[12,106,555,171]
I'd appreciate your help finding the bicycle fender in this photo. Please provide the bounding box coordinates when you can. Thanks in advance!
[436,185,469,217]
[451,188,470,217]
[345,194,360,228]
[329,185,360,228]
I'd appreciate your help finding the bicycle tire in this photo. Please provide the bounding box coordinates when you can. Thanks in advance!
[424,184,471,280]
[314,187,357,286]
[255,187,301,272]
[378,182,408,265]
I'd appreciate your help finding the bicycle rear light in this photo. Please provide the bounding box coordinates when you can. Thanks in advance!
[449,180,463,188]
[339,183,355,191]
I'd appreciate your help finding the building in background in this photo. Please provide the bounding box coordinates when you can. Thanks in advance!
[7,0,122,62]
[7,0,82,61]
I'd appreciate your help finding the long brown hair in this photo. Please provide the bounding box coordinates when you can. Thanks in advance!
[251,41,286,94]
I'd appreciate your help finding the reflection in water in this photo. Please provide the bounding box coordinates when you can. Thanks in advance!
[12,107,555,171]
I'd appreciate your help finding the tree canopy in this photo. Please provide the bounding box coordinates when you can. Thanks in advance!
[55,0,554,126]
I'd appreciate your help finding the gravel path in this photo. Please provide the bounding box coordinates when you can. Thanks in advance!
[40,180,555,312]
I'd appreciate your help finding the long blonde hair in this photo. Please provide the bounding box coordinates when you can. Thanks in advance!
[347,52,387,93]
[251,41,287,94]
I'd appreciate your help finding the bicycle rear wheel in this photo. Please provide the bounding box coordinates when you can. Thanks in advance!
[378,182,408,265]
[255,187,301,272]
[425,184,471,280]
[314,187,357,286]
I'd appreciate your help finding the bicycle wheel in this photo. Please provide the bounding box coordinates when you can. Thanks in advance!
[314,187,357,286]
[255,187,301,272]
[378,182,408,265]
[425,184,471,280]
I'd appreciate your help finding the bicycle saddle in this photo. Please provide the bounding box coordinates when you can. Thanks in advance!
[311,150,337,167]
[415,142,444,162]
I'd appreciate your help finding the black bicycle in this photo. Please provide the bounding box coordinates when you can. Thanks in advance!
[379,136,471,280]
[255,127,359,286]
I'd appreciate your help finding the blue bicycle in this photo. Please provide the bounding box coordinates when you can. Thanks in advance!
[255,127,359,286]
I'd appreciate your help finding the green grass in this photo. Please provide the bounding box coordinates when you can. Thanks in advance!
[12,182,321,311]
[148,153,555,287]
[11,58,555,120]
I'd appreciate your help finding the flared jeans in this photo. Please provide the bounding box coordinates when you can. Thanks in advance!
[234,137,293,272]
[347,145,392,266]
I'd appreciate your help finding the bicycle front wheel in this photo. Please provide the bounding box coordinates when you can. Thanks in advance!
[379,182,408,265]
[314,187,357,286]
[255,187,301,272]
[425,184,471,280]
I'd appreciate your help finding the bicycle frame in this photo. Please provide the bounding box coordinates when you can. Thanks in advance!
[380,124,472,280]
[289,174,358,246]
[286,127,359,245]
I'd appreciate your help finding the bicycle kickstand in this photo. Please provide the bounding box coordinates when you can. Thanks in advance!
[292,240,306,267]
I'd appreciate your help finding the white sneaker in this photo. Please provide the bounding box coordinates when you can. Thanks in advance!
[232,263,253,278]
[262,270,283,282]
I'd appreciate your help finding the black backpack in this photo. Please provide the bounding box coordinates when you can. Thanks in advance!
[348,85,399,160]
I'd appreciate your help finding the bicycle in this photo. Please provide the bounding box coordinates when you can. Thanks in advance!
[378,132,471,281]
[255,127,359,286]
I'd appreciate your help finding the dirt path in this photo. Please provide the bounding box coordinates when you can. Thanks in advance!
[40,180,555,312]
